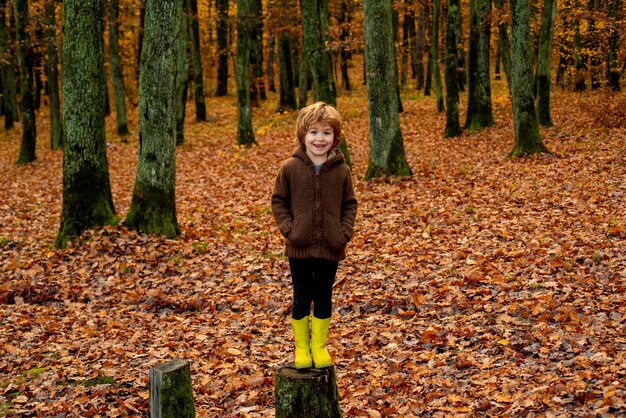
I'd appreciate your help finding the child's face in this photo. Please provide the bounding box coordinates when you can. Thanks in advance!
[304,121,334,163]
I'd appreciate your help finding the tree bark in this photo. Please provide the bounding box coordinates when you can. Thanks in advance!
[149,359,195,418]
[431,0,444,112]
[298,47,310,108]
[175,0,189,146]
[45,0,62,148]
[605,0,621,90]
[444,0,461,137]
[1,0,15,129]
[236,0,256,146]
[415,2,425,90]
[536,0,556,126]
[215,0,229,96]
[250,0,265,105]
[55,0,115,249]
[188,0,206,121]
[277,35,297,111]
[494,0,512,90]
[275,366,341,418]
[13,0,36,164]
[508,0,549,157]
[465,0,494,132]
[338,0,352,90]
[125,0,182,238]
[108,0,129,136]
[363,0,411,180]
[266,0,276,92]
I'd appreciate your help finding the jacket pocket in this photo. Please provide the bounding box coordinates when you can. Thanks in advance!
[287,214,314,248]
[325,217,348,251]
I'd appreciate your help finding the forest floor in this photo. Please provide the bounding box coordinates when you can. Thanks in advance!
[1,80,625,417]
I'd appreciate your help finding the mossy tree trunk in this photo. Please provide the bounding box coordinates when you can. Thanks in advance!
[298,49,310,108]
[55,0,116,249]
[363,0,411,180]
[465,0,494,132]
[108,0,129,136]
[300,0,336,104]
[215,0,229,96]
[236,0,256,146]
[431,0,444,112]
[188,0,206,122]
[0,0,16,130]
[536,0,556,126]
[249,0,265,105]
[275,367,341,418]
[508,0,549,157]
[444,0,461,137]
[45,0,62,149]
[149,359,195,418]
[124,0,182,239]
[13,0,36,164]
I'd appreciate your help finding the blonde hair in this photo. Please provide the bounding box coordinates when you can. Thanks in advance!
[295,102,342,149]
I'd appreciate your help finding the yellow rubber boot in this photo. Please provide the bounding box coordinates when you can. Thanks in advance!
[311,316,332,368]
[291,317,313,369]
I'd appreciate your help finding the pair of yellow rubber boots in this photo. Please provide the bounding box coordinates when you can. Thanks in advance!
[291,316,332,369]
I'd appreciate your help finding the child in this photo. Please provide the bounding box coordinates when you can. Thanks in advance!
[271,102,358,369]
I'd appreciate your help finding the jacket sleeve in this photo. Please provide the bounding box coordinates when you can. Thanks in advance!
[340,167,358,241]
[271,164,293,238]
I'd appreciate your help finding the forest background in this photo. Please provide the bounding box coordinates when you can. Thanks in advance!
[0,0,625,416]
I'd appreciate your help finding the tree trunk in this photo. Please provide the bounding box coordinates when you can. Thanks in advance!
[536,0,556,126]
[149,359,195,418]
[125,0,182,238]
[363,0,411,180]
[236,0,256,146]
[494,0,512,90]
[423,2,432,96]
[13,0,36,165]
[300,0,336,105]
[266,0,276,92]
[465,0,494,132]
[215,0,229,96]
[250,0,265,105]
[108,0,129,136]
[605,0,621,91]
[298,47,309,108]
[572,21,586,91]
[45,0,62,148]
[277,35,297,111]
[175,1,189,146]
[275,366,341,418]
[415,2,425,90]
[444,0,461,137]
[188,0,206,121]
[431,0,444,112]
[1,0,15,130]
[508,0,549,157]
[55,0,115,249]
[338,0,352,90]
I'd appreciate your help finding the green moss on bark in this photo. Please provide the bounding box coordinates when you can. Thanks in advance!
[125,183,180,239]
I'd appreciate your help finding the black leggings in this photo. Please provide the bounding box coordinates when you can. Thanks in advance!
[289,257,338,320]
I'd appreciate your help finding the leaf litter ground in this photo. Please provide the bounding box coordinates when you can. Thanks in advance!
[0,85,625,417]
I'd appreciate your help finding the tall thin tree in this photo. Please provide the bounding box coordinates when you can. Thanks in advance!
[431,0,444,111]
[188,0,206,121]
[55,0,116,248]
[45,0,62,149]
[13,0,36,164]
[508,0,549,157]
[536,0,556,126]
[235,0,256,146]
[125,0,182,238]
[444,0,461,137]
[363,0,411,180]
[0,0,15,130]
[215,0,229,96]
[108,0,129,136]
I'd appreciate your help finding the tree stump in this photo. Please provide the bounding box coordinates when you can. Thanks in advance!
[275,365,342,418]
[149,359,195,418]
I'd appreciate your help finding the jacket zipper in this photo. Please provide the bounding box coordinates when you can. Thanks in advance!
[315,168,321,252]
